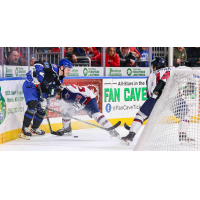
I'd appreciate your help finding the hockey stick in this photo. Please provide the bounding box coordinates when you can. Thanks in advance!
[48,108,121,131]
[37,84,56,135]
[124,118,148,131]
[124,122,131,130]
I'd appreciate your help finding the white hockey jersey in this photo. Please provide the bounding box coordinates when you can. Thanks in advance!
[61,84,96,106]
[147,66,192,98]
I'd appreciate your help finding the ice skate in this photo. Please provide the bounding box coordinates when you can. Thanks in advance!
[179,132,195,144]
[56,123,72,136]
[121,132,136,145]
[30,125,45,135]
[20,127,32,140]
[109,129,120,139]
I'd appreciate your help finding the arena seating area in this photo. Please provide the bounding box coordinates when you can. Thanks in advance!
[1,47,199,68]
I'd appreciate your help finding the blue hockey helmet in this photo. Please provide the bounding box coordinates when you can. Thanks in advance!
[59,58,73,69]
[151,57,166,69]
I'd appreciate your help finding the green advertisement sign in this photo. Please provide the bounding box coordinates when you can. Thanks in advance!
[106,67,150,77]
[0,86,6,124]
[103,79,148,119]
[109,68,122,76]
[67,67,104,76]
[5,66,28,77]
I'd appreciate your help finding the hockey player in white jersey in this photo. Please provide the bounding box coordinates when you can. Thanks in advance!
[53,84,120,138]
[121,57,194,144]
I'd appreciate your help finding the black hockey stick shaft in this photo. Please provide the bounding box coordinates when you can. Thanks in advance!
[124,118,148,131]
[37,84,53,134]
[124,122,130,130]
[48,108,121,131]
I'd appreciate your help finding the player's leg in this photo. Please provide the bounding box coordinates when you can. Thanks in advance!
[21,100,39,138]
[56,116,72,136]
[121,97,156,144]
[20,82,39,139]
[30,107,45,135]
[85,98,120,138]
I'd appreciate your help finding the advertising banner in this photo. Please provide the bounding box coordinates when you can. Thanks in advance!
[47,79,103,118]
[106,67,150,77]
[0,80,26,134]
[30,66,35,71]
[103,78,147,119]
[4,65,28,77]
[67,67,104,77]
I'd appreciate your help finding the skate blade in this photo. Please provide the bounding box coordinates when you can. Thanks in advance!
[20,133,30,140]
[110,135,121,140]
[120,139,130,145]
[30,129,45,136]
[31,133,45,137]
[64,133,73,136]
[30,132,45,136]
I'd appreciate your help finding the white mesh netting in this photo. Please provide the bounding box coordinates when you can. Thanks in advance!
[134,69,200,151]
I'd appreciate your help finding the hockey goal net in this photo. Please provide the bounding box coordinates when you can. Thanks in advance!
[134,69,200,151]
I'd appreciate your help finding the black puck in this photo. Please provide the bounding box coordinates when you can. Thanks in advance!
[74,136,78,138]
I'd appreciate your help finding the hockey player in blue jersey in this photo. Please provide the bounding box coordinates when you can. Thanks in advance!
[53,85,120,138]
[20,58,73,139]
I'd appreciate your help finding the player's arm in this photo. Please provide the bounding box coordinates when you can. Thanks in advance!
[34,60,45,83]
[153,80,166,99]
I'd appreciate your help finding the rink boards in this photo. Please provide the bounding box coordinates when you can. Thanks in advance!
[0,77,148,144]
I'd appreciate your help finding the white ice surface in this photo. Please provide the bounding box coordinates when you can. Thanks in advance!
[0,126,144,151]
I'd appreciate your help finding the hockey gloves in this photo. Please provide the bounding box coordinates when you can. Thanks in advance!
[41,98,47,110]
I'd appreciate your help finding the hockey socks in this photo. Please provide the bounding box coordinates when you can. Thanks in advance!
[130,111,147,134]
[92,112,120,138]
[23,108,35,127]
[92,112,112,129]
[32,109,45,129]
[62,116,71,129]
[55,117,72,136]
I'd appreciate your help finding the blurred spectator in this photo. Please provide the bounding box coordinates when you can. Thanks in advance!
[30,57,36,66]
[116,47,136,67]
[187,47,200,67]
[7,50,21,66]
[66,47,88,64]
[85,47,99,58]
[64,47,67,57]
[52,47,67,57]
[10,47,23,57]
[35,47,52,53]
[20,57,26,66]
[91,47,120,67]
[95,47,101,53]
[129,47,141,59]
[172,47,187,67]
[137,47,154,67]
[52,47,60,53]
[66,47,75,62]
[34,47,51,62]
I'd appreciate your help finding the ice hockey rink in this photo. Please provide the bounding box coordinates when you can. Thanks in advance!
[0,126,143,151]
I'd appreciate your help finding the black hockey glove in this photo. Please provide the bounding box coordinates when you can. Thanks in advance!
[39,61,61,91]
[43,62,53,72]
[153,80,166,99]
